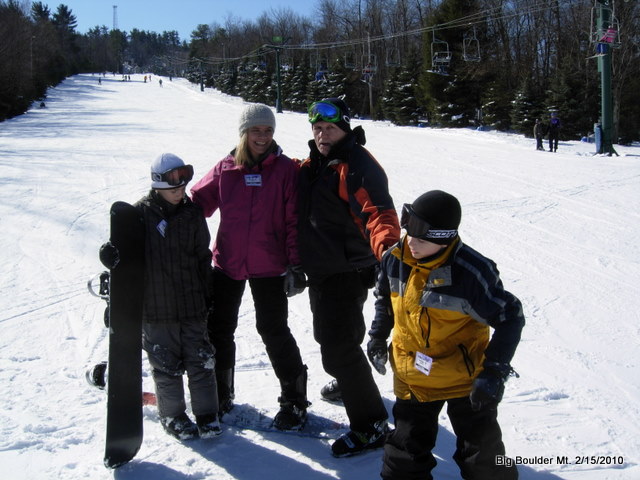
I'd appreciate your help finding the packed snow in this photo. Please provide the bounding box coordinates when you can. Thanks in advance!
[1,74,639,480]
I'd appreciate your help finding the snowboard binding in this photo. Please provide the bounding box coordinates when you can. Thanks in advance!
[86,361,108,390]
[88,271,110,327]
[86,360,157,406]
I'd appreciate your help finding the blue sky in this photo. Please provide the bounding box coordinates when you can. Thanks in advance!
[42,0,316,42]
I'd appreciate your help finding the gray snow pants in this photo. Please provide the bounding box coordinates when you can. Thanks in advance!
[143,317,218,418]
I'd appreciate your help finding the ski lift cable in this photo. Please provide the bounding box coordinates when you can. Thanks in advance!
[194,1,555,68]
[280,0,551,53]
[196,45,276,65]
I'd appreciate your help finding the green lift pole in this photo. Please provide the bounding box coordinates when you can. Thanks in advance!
[267,36,288,114]
[595,0,618,156]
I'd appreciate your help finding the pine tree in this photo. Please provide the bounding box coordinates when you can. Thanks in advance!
[510,78,538,136]
[287,62,314,113]
[390,56,424,126]
[481,81,512,131]
[381,68,401,123]
[545,69,596,140]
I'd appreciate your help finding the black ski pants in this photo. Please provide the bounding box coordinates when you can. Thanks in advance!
[381,396,518,480]
[308,270,388,434]
[208,268,304,384]
[548,131,559,151]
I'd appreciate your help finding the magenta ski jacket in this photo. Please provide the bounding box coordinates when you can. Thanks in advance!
[190,146,300,280]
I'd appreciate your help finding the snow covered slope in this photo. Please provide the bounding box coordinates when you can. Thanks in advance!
[0,74,638,479]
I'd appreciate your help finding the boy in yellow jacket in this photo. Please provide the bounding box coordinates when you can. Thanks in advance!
[369,190,524,480]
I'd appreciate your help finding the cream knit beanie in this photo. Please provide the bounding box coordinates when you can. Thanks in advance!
[238,103,276,135]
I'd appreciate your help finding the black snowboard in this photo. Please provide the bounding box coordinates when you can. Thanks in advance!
[103,201,145,468]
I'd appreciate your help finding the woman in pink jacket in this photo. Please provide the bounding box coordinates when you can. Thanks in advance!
[190,104,308,431]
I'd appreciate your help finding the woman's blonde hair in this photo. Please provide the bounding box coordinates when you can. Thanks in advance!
[234,131,252,167]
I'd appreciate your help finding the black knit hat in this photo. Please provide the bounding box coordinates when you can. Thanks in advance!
[321,97,352,133]
[409,190,461,244]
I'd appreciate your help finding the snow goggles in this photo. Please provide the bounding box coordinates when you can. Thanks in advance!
[401,203,457,241]
[308,101,343,124]
[151,164,194,186]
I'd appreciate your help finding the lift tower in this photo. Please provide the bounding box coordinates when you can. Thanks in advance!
[593,0,618,156]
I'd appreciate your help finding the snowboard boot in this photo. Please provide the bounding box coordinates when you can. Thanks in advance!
[331,419,390,457]
[216,368,235,416]
[196,413,223,439]
[160,412,199,440]
[86,361,108,390]
[273,366,310,431]
[320,378,342,403]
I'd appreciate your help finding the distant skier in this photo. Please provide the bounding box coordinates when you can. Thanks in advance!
[533,118,546,151]
[99,153,221,441]
[548,112,561,152]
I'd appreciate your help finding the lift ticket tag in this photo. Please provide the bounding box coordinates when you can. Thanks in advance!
[415,352,433,376]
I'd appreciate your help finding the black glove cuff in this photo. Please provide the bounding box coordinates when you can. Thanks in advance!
[483,361,518,380]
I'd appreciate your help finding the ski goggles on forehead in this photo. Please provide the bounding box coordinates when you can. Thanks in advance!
[401,203,458,241]
[308,101,342,124]
[151,164,194,186]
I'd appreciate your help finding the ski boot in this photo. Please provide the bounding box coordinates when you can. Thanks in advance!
[274,366,310,431]
[196,413,223,438]
[331,419,389,457]
[160,412,199,440]
[320,378,342,403]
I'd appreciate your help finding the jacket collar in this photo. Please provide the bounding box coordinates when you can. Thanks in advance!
[143,190,187,217]
[391,236,462,288]
[228,142,283,171]
[308,125,367,163]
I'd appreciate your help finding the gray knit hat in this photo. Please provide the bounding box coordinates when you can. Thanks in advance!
[238,103,276,135]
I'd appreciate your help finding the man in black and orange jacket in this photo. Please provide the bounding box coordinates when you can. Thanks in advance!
[297,97,400,457]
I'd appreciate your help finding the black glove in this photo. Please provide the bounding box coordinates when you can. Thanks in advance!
[99,242,120,269]
[470,362,517,411]
[358,265,377,289]
[367,337,388,375]
[284,265,306,297]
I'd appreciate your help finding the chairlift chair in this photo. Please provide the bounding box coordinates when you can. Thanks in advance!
[589,3,622,49]
[280,53,292,72]
[463,28,481,62]
[344,50,357,70]
[361,54,377,83]
[386,47,401,67]
[311,51,329,81]
[429,34,451,75]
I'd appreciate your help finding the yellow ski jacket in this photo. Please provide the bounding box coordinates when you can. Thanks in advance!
[371,237,525,402]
